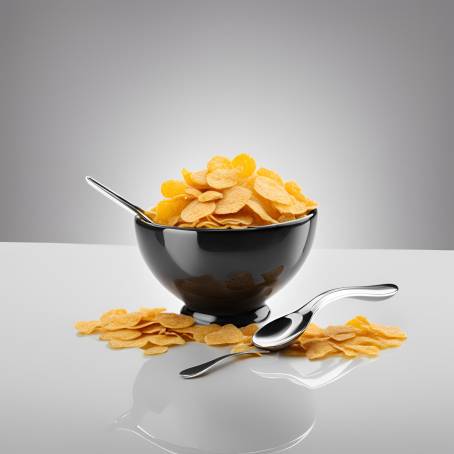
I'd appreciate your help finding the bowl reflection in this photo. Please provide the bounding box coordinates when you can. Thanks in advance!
[135,211,317,326]
[111,343,368,454]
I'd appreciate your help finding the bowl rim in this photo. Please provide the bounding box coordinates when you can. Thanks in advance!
[136,208,317,232]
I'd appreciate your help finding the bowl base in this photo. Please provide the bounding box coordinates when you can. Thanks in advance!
[180,305,270,327]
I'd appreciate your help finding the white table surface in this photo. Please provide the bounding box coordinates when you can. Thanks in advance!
[1,243,453,453]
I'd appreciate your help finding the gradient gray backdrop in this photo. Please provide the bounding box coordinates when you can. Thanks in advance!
[1,0,453,249]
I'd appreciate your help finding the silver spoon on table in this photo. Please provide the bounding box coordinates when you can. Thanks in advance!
[179,283,398,378]
[85,176,157,225]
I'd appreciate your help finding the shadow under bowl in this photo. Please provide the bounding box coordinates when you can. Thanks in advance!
[135,210,317,326]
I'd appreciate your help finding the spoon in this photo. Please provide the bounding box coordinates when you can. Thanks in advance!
[85,176,156,225]
[179,283,398,378]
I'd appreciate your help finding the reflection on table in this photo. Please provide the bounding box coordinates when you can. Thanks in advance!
[111,343,370,453]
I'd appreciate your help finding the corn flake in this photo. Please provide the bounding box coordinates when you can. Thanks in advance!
[103,312,143,330]
[257,167,284,186]
[204,324,244,345]
[198,190,223,202]
[207,155,232,172]
[232,153,256,178]
[180,200,216,223]
[143,346,168,355]
[155,312,195,329]
[161,180,187,198]
[75,320,101,335]
[214,186,251,214]
[245,199,277,223]
[99,329,142,341]
[206,168,239,190]
[144,334,185,346]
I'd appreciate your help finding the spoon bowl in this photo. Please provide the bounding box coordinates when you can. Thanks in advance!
[252,312,314,351]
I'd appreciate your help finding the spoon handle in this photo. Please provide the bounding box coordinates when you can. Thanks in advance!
[180,350,268,379]
[299,284,398,314]
[85,176,153,224]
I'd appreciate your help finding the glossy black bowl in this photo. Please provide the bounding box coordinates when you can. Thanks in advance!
[135,210,317,326]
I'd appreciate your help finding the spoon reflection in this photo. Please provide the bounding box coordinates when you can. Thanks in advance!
[110,344,372,453]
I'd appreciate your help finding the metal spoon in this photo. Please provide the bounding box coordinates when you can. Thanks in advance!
[85,176,156,225]
[179,284,398,378]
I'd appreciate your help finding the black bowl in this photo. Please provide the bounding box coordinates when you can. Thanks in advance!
[135,210,317,326]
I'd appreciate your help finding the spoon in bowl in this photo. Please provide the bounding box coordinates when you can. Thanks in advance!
[85,176,157,225]
[179,283,398,378]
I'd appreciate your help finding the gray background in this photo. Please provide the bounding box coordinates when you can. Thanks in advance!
[1,0,453,249]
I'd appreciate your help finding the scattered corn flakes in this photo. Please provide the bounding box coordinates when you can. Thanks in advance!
[74,320,101,335]
[154,312,194,329]
[240,323,259,337]
[143,346,169,355]
[100,309,128,323]
[102,312,143,330]
[75,309,406,359]
[99,329,142,341]
[143,334,185,346]
[204,324,244,345]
